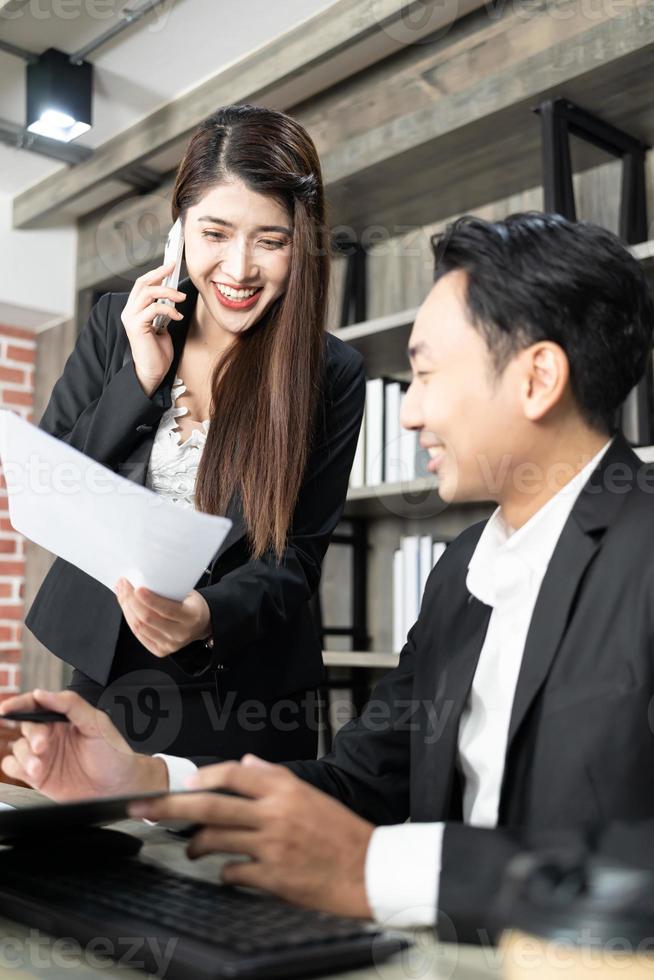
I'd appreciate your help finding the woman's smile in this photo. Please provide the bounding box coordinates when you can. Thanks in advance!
[212,280,264,310]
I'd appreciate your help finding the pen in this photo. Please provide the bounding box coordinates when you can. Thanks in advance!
[1,710,70,724]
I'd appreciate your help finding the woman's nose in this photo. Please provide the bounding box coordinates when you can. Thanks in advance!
[220,240,256,284]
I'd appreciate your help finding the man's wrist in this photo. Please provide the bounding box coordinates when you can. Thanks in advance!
[327,821,374,919]
[134,753,169,793]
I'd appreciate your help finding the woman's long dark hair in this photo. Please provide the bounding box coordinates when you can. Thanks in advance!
[171,104,330,561]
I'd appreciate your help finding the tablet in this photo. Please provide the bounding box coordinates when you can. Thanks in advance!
[0,788,207,844]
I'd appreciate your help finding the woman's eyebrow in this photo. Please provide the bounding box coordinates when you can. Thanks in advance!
[196,215,292,235]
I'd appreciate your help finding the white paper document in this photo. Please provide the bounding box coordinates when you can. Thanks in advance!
[0,411,233,601]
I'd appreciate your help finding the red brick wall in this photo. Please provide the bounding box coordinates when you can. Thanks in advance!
[0,324,35,699]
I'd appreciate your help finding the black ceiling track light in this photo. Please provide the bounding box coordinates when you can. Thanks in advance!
[26,47,93,143]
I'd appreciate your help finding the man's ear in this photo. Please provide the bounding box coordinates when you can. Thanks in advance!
[519,342,569,422]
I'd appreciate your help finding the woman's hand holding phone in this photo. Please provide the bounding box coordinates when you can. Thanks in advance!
[120,262,187,398]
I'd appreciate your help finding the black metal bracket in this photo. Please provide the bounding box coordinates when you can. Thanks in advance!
[535,98,653,445]
[332,235,368,327]
[534,98,650,244]
[314,519,370,752]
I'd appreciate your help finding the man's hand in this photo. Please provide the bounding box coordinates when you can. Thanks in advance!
[115,579,211,657]
[0,689,168,801]
[129,755,374,919]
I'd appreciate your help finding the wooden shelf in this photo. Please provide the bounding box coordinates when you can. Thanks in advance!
[323,651,399,669]
[331,239,654,380]
[332,308,418,378]
[323,6,654,235]
[345,476,441,519]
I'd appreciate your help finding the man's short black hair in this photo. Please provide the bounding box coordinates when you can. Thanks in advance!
[431,213,654,434]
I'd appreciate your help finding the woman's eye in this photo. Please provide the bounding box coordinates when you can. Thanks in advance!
[203,231,227,242]
[260,239,287,250]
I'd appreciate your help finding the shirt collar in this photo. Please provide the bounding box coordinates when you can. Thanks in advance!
[466,439,613,608]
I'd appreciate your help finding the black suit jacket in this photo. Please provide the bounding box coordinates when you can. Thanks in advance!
[288,435,654,937]
[436,816,654,944]
[25,279,366,700]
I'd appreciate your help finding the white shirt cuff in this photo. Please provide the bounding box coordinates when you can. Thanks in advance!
[364,823,444,928]
[154,754,198,791]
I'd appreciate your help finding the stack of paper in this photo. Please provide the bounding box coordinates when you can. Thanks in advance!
[0,411,233,601]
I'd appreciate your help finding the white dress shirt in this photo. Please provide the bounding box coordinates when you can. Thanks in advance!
[159,441,611,928]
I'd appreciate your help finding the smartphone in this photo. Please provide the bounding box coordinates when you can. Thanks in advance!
[1,710,69,724]
[153,217,185,335]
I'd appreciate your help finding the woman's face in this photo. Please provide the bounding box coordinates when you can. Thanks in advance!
[183,178,293,337]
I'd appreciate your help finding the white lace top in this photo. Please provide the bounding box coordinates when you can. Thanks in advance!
[145,377,210,509]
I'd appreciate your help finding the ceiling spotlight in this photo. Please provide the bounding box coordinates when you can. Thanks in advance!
[26,48,93,143]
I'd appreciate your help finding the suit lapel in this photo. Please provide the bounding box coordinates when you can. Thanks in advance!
[506,520,601,746]
[506,434,639,749]
[414,591,491,820]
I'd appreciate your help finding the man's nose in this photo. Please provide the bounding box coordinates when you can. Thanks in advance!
[400,379,423,432]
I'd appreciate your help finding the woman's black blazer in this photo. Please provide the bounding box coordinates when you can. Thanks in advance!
[25,278,366,702]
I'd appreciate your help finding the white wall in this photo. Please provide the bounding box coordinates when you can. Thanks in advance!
[0,193,77,330]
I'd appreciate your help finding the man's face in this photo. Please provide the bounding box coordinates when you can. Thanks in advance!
[401,269,525,504]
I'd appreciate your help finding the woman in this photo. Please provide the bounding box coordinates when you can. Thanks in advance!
[25,104,365,763]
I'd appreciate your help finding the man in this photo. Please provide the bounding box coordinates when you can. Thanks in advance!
[4,213,654,943]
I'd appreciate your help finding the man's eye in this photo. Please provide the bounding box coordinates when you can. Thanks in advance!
[203,231,228,241]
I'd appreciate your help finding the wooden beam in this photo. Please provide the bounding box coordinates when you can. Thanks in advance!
[13,0,488,229]
[318,0,654,233]
[77,0,654,291]
[77,179,175,290]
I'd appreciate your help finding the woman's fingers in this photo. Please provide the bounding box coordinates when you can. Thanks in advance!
[138,284,186,304]
[135,302,184,327]
[123,606,175,647]
[119,582,181,625]
[133,587,185,621]
[136,262,177,286]
[132,626,171,657]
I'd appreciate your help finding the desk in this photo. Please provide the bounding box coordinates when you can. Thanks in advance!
[0,786,502,980]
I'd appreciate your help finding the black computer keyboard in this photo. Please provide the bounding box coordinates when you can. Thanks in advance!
[0,853,409,979]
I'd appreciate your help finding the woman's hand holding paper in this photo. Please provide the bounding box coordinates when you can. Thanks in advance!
[115,579,212,657]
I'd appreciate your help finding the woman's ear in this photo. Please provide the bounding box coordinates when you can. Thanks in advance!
[520,342,570,422]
